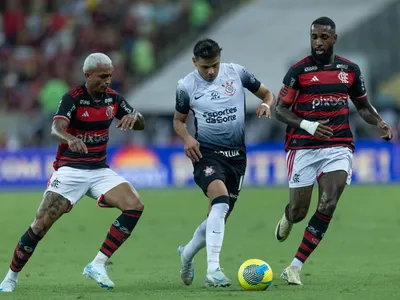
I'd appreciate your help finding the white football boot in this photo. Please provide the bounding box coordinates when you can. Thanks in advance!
[83,263,115,290]
[275,213,293,242]
[0,277,18,292]
[178,245,194,285]
[281,266,303,285]
[205,268,231,287]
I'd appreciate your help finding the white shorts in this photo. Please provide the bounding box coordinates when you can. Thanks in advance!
[44,166,130,211]
[286,147,353,188]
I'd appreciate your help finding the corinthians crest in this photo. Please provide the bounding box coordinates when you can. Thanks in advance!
[222,80,236,96]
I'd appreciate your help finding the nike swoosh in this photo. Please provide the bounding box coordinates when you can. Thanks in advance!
[194,94,204,100]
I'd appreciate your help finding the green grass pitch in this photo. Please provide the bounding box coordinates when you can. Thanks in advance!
[0,186,399,300]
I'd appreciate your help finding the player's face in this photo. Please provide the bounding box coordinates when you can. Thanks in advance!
[193,56,220,82]
[310,24,337,64]
[85,65,114,94]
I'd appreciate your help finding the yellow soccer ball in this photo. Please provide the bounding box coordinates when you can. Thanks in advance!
[238,259,273,290]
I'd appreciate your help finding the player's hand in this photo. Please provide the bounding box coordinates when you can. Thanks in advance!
[184,136,202,163]
[256,103,272,119]
[68,137,88,154]
[116,112,137,131]
[377,120,392,141]
[314,119,334,139]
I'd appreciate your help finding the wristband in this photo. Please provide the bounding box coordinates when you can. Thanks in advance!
[261,103,270,109]
[300,120,319,135]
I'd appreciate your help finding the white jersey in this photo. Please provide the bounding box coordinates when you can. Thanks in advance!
[175,63,261,150]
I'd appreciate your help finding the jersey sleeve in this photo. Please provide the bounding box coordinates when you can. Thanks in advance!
[175,81,190,114]
[232,63,261,93]
[349,65,367,102]
[115,95,135,120]
[53,94,76,124]
[279,67,300,105]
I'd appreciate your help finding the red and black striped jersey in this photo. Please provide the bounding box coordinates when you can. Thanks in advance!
[53,84,135,170]
[279,55,367,151]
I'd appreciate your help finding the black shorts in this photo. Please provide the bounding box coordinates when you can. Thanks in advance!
[193,147,246,211]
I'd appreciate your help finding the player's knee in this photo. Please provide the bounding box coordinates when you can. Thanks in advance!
[318,199,337,216]
[211,195,230,206]
[119,196,144,211]
[30,219,51,237]
[289,205,308,223]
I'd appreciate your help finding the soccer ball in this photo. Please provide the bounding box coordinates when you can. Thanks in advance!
[238,259,273,291]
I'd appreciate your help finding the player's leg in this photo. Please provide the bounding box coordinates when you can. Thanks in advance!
[275,150,316,242]
[203,179,231,287]
[282,148,352,285]
[84,169,144,289]
[0,192,71,292]
[0,167,87,292]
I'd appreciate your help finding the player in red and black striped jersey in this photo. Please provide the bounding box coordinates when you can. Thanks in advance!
[0,53,146,292]
[53,83,139,170]
[273,17,393,285]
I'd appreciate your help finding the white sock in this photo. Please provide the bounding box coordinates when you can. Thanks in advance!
[92,251,109,265]
[206,202,229,274]
[183,219,207,260]
[6,269,18,281]
[290,257,303,269]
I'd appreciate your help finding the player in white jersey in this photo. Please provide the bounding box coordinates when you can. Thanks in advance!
[173,39,275,287]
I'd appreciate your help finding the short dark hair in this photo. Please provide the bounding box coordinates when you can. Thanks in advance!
[311,17,336,31]
[193,39,222,59]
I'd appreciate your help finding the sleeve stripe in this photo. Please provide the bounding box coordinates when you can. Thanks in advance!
[53,115,70,124]
[351,93,367,101]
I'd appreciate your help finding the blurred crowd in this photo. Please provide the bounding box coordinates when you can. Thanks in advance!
[0,0,398,149]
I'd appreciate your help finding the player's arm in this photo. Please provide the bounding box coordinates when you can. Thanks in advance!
[115,95,146,131]
[173,83,202,162]
[349,66,392,140]
[52,95,88,153]
[275,68,333,139]
[233,64,275,118]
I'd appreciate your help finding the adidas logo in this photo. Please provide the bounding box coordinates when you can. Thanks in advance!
[81,111,89,117]
[311,76,319,82]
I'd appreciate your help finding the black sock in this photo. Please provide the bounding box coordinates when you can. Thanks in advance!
[100,210,143,258]
[10,227,43,272]
[295,211,331,263]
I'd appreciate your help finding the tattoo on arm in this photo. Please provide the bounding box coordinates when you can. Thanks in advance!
[275,98,303,128]
[352,100,382,125]
[133,113,146,130]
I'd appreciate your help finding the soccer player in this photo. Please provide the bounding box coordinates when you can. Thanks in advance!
[0,53,146,292]
[173,38,275,287]
[274,17,393,285]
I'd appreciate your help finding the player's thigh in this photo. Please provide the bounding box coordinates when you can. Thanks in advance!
[32,191,71,236]
[88,168,143,211]
[193,155,228,201]
[44,166,91,210]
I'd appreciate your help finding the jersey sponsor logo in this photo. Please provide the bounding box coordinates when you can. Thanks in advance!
[304,66,318,72]
[76,132,109,144]
[203,107,237,124]
[79,100,91,105]
[312,96,347,109]
[105,97,113,104]
[215,149,240,158]
[338,71,349,84]
[120,101,133,114]
[222,80,236,96]
[336,64,348,69]
[210,91,220,100]
[242,68,256,83]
